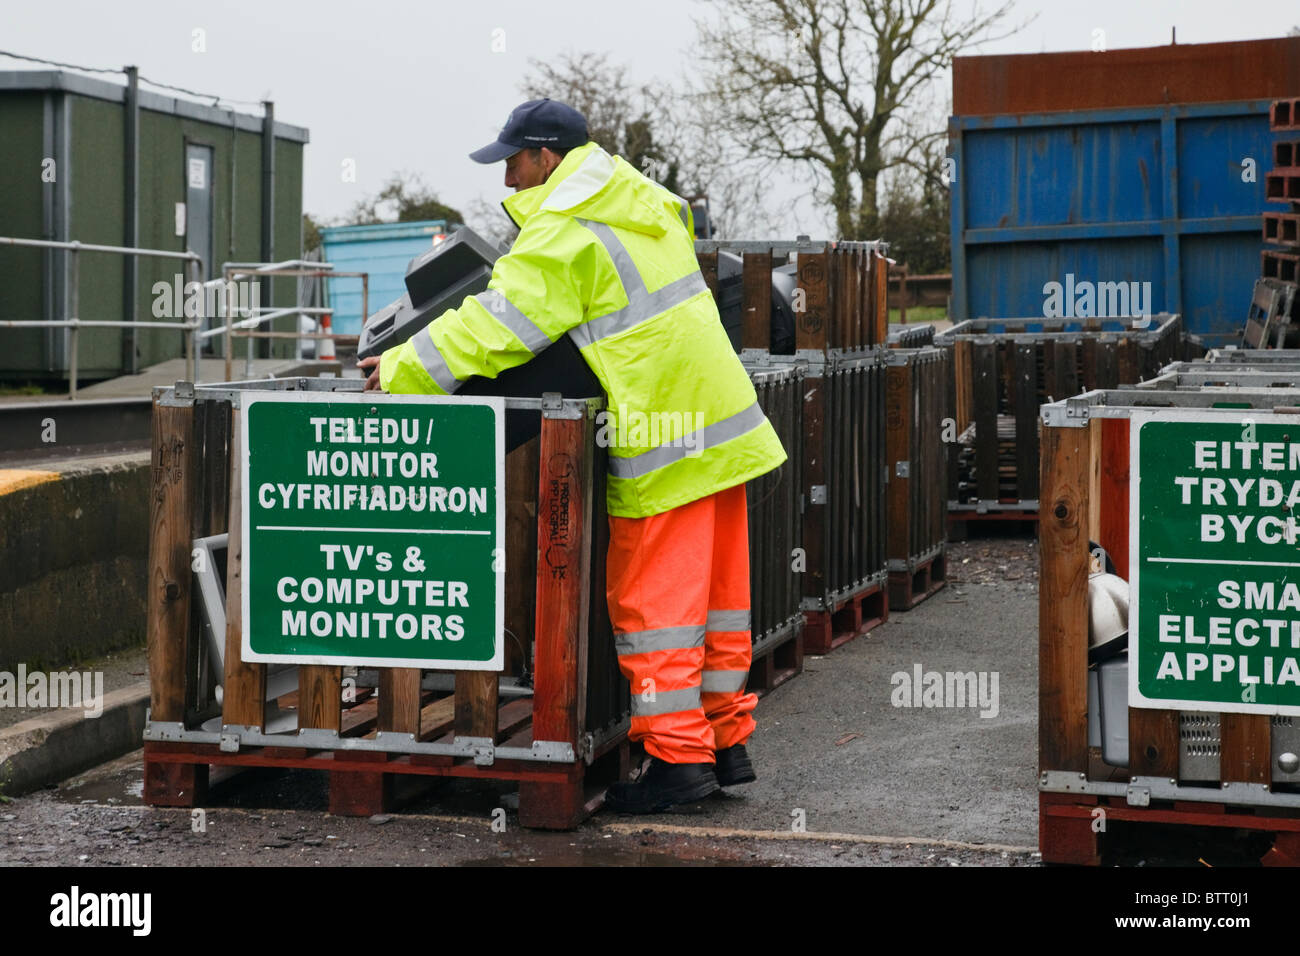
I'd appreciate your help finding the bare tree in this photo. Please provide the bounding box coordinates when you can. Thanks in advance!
[694,0,1023,239]
[519,51,775,236]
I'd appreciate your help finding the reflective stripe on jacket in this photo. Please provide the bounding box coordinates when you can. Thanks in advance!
[379,141,787,517]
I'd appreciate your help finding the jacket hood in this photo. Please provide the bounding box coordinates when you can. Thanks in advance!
[501,142,676,238]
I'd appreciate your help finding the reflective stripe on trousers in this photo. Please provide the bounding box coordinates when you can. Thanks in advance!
[606,483,756,763]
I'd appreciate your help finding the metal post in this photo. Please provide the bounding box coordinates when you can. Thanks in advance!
[224,266,234,383]
[122,65,140,374]
[67,242,80,400]
[185,255,197,384]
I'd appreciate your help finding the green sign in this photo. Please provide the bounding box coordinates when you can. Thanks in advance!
[241,392,504,670]
[1132,409,1300,715]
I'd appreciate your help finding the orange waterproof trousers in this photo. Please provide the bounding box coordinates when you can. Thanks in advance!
[606,483,757,764]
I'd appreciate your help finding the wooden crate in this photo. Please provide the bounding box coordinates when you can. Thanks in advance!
[697,239,890,353]
[939,313,1183,517]
[745,360,806,686]
[886,323,937,349]
[143,380,628,830]
[799,350,890,650]
[885,347,950,609]
[1038,381,1300,865]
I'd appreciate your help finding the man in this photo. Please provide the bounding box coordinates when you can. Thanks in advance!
[358,98,787,812]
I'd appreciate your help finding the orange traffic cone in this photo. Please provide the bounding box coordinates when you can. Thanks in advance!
[319,311,336,360]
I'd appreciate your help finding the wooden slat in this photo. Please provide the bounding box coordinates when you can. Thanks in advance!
[531,411,593,748]
[378,669,421,735]
[801,371,827,601]
[954,339,973,434]
[455,671,499,738]
[496,697,534,742]
[1038,422,1090,773]
[1087,418,1102,543]
[873,251,889,346]
[205,400,232,533]
[221,412,265,727]
[1042,340,1058,403]
[795,250,830,352]
[1097,341,1119,390]
[973,341,999,501]
[417,694,458,741]
[1012,343,1039,501]
[505,436,540,675]
[1129,709,1180,776]
[697,251,718,299]
[741,251,773,351]
[886,362,912,562]
[1057,341,1079,400]
[298,665,341,731]
[1220,715,1271,784]
[147,399,197,723]
[1080,338,1099,390]
[1117,339,1139,384]
[1098,418,1130,579]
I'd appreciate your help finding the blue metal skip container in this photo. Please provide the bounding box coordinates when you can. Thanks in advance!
[949,100,1273,346]
[320,220,450,335]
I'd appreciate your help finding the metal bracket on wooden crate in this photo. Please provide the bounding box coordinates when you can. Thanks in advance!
[541,392,577,419]
[457,735,496,766]
[895,460,909,478]
[525,738,584,764]
[143,718,584,764]
[1041,770,1300,811]
[155,384,196,408]
[1041,397,1092,428]
[142,719,191,742]
[795,349,828,370]
[809,484,827,505]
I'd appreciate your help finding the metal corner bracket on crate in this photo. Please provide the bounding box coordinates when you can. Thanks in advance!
[1039,770,1300,811]
[1041,396,1093,428]
[143,714,591,765]
[888,542,945,575]
[800,570,888,612]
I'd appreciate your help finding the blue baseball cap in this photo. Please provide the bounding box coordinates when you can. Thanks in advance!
[469,98,589,164]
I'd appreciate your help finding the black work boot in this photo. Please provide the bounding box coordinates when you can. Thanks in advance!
[604,757,720,813]
[714,744,757,786]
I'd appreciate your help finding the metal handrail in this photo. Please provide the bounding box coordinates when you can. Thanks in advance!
[0,235,204,399]
[0,236,370,396]
[218,262,368,381]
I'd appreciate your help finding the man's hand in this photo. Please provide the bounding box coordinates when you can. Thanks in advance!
[358,355,383,391]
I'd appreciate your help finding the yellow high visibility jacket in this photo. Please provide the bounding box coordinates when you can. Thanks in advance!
[379,141,787,517]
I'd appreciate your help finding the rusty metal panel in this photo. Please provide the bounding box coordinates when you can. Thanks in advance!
[953,37,1300,116]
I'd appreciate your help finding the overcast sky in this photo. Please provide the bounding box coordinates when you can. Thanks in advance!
[1,0,1294,236]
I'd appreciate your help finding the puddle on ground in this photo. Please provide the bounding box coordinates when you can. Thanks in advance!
[55,759,145,807]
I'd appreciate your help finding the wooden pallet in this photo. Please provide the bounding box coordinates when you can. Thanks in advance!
[144,691,630,828]
[888,550,947,611]
[801,581,888,655]
[946,508,1037,542]
[748,621,804,697]
[143,385,629,831]
[1040,792,1300,866]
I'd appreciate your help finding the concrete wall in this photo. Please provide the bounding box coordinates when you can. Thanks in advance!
[0,452,149,670]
